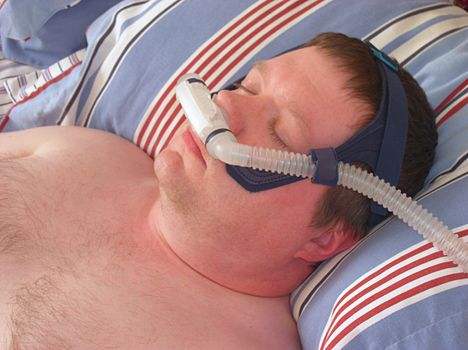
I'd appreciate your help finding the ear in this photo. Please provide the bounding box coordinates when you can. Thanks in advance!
[294,225,358,263]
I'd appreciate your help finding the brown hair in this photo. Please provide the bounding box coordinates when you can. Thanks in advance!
[306,33,437,237]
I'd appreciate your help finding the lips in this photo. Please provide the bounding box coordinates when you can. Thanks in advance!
[182,127,206,165]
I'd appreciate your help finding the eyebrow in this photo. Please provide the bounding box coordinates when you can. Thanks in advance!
[252,60,267,75]
[252,60,301,117]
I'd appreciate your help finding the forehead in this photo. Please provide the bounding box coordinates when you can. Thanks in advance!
[257,46,365,150]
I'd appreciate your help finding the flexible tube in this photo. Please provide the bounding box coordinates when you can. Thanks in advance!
[338,163,468,272]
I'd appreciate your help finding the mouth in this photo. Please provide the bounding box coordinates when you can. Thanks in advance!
[182,126,207,165]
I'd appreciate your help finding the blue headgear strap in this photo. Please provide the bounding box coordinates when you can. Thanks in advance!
[226,42,408,227]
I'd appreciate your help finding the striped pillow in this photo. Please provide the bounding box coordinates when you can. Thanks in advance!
[291,175,468,349]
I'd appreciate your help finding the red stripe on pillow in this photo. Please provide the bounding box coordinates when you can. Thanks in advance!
[319,228,468,350]
[436,95,467,127]
[434,78,467,115]
[322,272,467,350]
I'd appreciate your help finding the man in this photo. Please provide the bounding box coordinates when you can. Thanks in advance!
[0,33,436,348]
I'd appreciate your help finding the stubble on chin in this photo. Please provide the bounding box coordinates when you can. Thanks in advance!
[161,180,197,217]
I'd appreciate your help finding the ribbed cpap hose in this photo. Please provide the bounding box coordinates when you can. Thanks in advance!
[176,74,468,273]
[206,135,316,178]
[337,163,467,272]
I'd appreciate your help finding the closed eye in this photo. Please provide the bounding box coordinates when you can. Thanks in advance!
[268,119,288,150]
[233,82,256,95]
[234,81,287,149]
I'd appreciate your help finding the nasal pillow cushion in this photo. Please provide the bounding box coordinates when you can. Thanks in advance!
[2,1,467,349]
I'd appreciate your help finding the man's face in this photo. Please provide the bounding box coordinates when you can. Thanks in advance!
[153,46,366,295]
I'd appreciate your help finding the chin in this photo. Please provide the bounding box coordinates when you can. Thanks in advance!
[154,147,184,180]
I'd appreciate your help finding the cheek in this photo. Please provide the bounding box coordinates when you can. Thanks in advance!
[262,181,327,229]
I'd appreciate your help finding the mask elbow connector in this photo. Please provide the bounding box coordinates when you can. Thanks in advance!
[206,131,250,167]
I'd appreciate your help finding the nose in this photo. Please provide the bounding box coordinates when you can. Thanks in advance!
[214,89,248,135]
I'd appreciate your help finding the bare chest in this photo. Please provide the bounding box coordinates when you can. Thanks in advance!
[1,222,299,349]
[0,168,299,349]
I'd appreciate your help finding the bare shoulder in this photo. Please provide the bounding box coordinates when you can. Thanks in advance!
[0,126,139,160]
[0,124,152,283]
[0,126,155,346]
[0,126,130,258]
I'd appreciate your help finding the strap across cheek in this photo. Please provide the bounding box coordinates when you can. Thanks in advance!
[224,42,408,228]
[226,164,305,192]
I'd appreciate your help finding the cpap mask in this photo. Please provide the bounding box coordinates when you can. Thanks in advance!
[175,44,467,272]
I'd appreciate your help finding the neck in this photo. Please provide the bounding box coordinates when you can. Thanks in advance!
[143,199,312,298]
